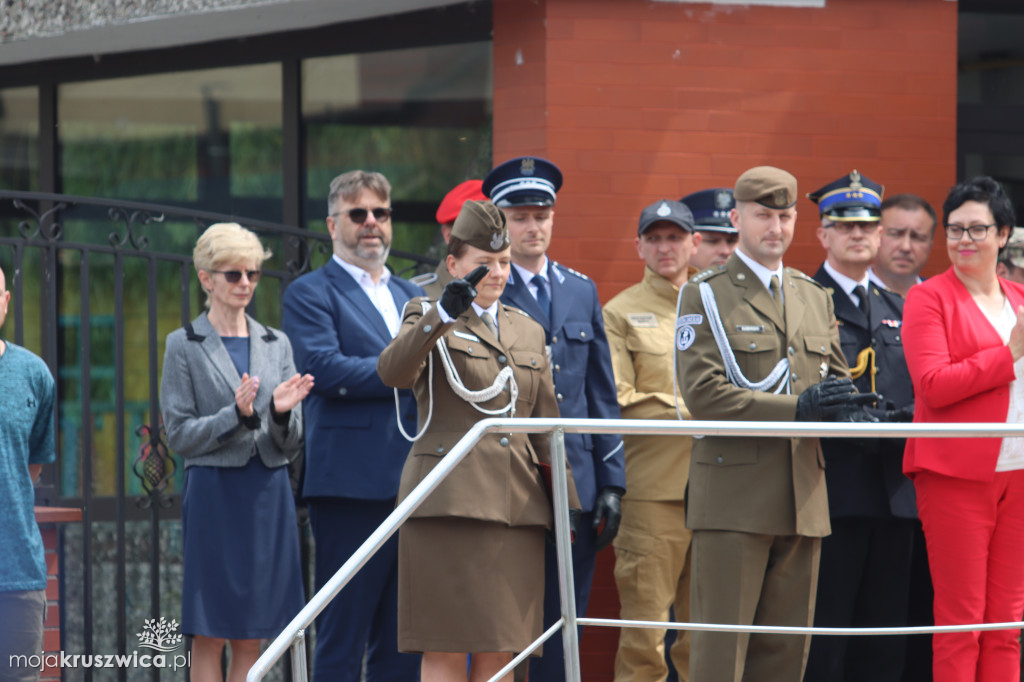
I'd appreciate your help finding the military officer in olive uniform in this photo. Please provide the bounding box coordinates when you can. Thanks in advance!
[603,199,701,681]
[377,200,580,682]
[676,166,874,682]
[804,171,917,682]
[485,156,627,682]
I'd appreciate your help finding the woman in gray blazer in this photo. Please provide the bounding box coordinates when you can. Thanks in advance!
[160,223,313,682]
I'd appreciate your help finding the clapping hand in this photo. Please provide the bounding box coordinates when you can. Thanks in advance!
[235,373,260,417]
[272,373,315,414]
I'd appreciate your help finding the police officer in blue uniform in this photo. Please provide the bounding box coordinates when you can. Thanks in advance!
[680,188,740,272]
[484,156,627,681]
[804,170,917,682]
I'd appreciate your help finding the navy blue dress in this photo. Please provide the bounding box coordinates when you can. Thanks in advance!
[181,336,304,639]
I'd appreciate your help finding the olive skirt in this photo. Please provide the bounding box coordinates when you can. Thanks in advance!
[398,517,546,654]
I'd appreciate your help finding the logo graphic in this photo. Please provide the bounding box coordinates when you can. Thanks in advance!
[656,201,671,217]
[27,398,37,408]
[520,158,536,175]
[136,618,183,653]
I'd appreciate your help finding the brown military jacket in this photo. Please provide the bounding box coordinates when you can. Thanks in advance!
[675,255,849,537]
[603,266,697,501]
[377,298,580,527]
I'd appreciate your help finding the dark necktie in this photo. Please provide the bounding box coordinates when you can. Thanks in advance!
[534,276,551,319]
[769,274,784,318]
[481,311,499,341]
[854,284,870,319]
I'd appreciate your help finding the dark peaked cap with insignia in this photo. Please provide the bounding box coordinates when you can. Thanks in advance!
[680,188,738,234]
[638,199,694,235]
[733,166,798,209]
[807,170,885,222]
[483,156,563,208]
[451,200,510,252]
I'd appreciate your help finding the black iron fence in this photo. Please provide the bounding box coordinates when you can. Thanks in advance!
[0,191,436,681]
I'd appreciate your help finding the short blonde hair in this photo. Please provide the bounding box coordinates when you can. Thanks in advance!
[193,223,271,272]
[194,223,271,308]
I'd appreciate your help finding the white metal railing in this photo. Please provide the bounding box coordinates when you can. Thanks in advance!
[247,418,1024,682]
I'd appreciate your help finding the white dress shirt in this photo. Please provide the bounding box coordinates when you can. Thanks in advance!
[334,254,401,337]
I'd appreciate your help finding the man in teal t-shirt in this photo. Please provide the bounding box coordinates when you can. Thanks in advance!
[0,265,56,682]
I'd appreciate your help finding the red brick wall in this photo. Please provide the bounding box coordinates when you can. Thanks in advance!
[493,0,958,304]
[35,508,82,680]
[492,1,958,678]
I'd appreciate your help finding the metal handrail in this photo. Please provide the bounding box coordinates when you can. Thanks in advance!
[247,418,1024,682]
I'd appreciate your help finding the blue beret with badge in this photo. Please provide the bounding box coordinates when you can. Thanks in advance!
[807,170,885,222]
[680,188,738,234]
[483,156,563,208]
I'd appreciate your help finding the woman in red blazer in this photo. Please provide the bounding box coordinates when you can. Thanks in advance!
[903,176,1024,682]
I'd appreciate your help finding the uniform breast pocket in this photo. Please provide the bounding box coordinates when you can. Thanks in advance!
[796,335,833,389]
[444,333,491,367]
[510,349,545,405]
[876,326,902,348]
[726,331,781,377]
[563,321,594,346]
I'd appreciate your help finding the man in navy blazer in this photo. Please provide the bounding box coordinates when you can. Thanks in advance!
[282,170,422,682]
[485,156,626,681]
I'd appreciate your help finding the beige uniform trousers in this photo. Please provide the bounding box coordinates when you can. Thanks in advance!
[613,499,692,682]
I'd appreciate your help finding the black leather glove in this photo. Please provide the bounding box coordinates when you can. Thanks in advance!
[550,508,583,546]
[796,377,880,422]
[439,265,489,319]
[592,486,623,552]
[882,403,914,423]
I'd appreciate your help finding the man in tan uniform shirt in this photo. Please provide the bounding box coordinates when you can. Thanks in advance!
[603,199,701,681]
[675,166,874,682]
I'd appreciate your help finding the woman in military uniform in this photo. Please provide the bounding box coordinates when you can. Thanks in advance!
[377,200,579,682]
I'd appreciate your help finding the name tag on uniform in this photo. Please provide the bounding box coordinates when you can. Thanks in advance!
[627,312,658,328]
[452,330,480,342]
[735,325,764,333]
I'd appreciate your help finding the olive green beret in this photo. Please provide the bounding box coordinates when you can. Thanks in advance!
[451,200,509,252]
[734,166,798,209]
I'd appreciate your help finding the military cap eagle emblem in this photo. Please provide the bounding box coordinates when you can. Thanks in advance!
[520,158,536,175]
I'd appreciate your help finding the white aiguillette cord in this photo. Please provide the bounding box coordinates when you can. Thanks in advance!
[396,301,519,443]
[698,281,790,394]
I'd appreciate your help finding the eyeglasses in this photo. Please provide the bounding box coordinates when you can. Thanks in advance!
[944,223,997,241]
[210,269,262,284]
[823,222,879,234]
[331,207,392,224]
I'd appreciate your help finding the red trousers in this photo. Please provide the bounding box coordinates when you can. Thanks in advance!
[915,469,1024,682]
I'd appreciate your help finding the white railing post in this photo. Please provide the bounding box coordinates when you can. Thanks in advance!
[550,426,581,682]
[290,629,307,682]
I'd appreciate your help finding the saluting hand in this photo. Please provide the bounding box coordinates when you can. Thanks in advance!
[272,373,315,414]
[235,373,260,417]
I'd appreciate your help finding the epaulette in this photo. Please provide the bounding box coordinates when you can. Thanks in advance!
[555,261,590,281]
[409,272,438,286]
[786,267,828,290]
[689,265,726,284]
[506,305,533,318]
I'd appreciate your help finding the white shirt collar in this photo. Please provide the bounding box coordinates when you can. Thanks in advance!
[734,248,783,292]
[823,260,869,303]
[867,266,922,291]
[334,253,391,287]
[471,301,499,319]
[512,257,549,288]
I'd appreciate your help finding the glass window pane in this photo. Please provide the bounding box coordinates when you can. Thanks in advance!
[0,86,39,191]
[58,64,283,218]
[303,42,493,275]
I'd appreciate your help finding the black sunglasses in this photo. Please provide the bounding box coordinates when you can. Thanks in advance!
[210,269,262,284]
[332,207,392,224]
